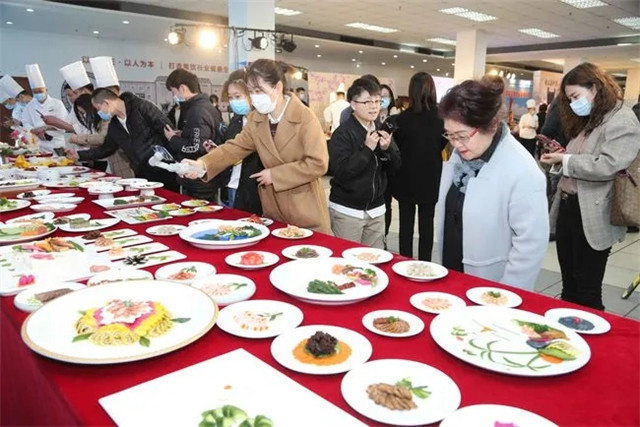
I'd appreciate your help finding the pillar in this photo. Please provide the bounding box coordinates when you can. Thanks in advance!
[623,68,640,108]
[228,0,275,71]
[453,30,487,82]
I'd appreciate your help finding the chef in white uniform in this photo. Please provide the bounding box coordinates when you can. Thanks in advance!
[0,75,28,126]
[89,56,121,94]
[21,64,68,153]
[323,82,350,134]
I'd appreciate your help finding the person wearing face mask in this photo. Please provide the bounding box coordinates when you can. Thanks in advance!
[180,59,330,233]
[540,63,640,310]
[0,76,30,128]
[379,84,400,123]
[295,87,308,107]
[436,77,549,290]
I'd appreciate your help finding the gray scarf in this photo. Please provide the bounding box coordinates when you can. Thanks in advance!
[453,159,486,194]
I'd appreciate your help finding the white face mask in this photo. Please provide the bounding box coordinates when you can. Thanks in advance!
[250,92,276,115]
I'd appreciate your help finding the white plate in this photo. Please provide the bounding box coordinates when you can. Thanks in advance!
[34,192,76,201]
[41,196,84,204]
[342,247,394,264]
[544,308,611,335]
[269,257,389,306]
[90,235,153,252]
[362,309,425,338]
[0,199,31,213]
[430,306,591,377]
[168,208,195,217]
[281,244,333,260]
[92,195,166,210]
[146,224,187,236]
[113,250,187,270]
[97,176,122,182]
[6,211,55,224]
[180,220,270,250]
[151,203,181,212]
[78,181,110,189]
[191,274,256,306]
[0,222,57,245]
[181,199,209,207]
[52,213,91,225]
[238,216,274,226]
[440,404,558,427]
[130,181,163,190]
[341,359,461,426]
[392,260,448,282]
[194,205,224,213]
[154,261,216,285]
[21,280,218,364]
[271,324,372,375]
[42,178,90,188]
[410,291,467,315]
[466,286,523,308]
[80,171,106,179]
[105,242,169,260]
[80,228,138,243]
[216,299,304,339]
[225,251,280,270]
[58,218,121,233]
[0,178,41,192]
[86,268,153,287]
[271,226,313,239]
[53,165,90,176]
[104,207,171,225]
[17,190,51,199]
[31,203,77,213]
[88,185,124,195]
[14,282,86,313]
[116,178,147,187]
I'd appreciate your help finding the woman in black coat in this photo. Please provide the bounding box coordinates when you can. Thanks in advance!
[391,72,446,260]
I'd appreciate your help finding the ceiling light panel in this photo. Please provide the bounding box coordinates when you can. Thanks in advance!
[427,37,457,46]
[439,7,468,14]
[518,28,560,38]
[345,22,398,33]
[274,7,302,16]
[455,11,497,22]
[613,17,640,30]
[559,0,608,8]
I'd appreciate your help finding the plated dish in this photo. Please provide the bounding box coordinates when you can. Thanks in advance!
[195,205,224,213]
[146,224,187,236]
[154,261,216,284]
[113,250,187,270]
[362,309,425,338]
[281,244,333,260]
[14,281,86,313]
[104,207,171,225]
[271,225,313,240]
[409,291,467,315]
[168,208,195,217]
[216,299,304,339]
[544,308,611,335]
[225,251,280,270]
[342,247,394,265]
[239,215,274,226]
[0,221,57,245]
[16,190,51,199]
[191,274,256,306]
[181,199,209,207]
[151,203,181,212]
[180,220,270,250]
[86,268,154,287]
[392,260,448,282]
[0,178,41,192]
[92,195,166,210]
[58,218,120,233]
[466,287,523,308]
[6,212,55,224]
[440,404,558,427]
[104,242,169,261]
[0,198,30,213]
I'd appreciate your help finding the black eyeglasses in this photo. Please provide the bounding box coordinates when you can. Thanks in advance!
[353,99,382,108]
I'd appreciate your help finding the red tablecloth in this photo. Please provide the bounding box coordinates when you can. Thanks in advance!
[1,187,639,427]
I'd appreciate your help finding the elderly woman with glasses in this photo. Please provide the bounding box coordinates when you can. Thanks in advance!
[435,77,549,290]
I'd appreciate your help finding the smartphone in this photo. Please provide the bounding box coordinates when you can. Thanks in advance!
[537,134,565,153]
[379,119,397,135]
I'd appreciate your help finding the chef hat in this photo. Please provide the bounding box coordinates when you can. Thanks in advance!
[0,75,25,97]
[0,89,11,104]
[89,56,119,89]
[526,99,536,109]
[25,64,46,89]
[336,82,346,94]
[60,61,91,90]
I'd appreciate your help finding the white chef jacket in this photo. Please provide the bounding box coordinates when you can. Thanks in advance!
[11,103,26,124]
[518,112,538,140]
[323,99,350,134]
[22,95,68,153]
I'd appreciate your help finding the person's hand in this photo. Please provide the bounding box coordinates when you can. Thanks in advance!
[31,127,46,139]
[364,130,380,151]
[377,130,391,150]
[540,152,564,165]
[164,124,180,140]
[250,169,272,186]
[65,148,79,161]
[41,115,64,128]
[179,159,206,179]
[203,140,217,152]
[69,135,79,144]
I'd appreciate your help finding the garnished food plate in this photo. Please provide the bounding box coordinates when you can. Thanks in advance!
[80,228,137,243]
[154,261,216,285]
[362,309,425,338]
[271,324,372,375]
[269,257,389,306]
[392,260,448,282]
[146,224,187,236]
[6,211,55,224]
[195,205,223,213]
[271,225,313,240]
[42,177,91,188]
[93,195,166,210]
[0,221,57,245]
[21,280,218,364]
[112,250,187,270]
[281,244,333,260]
[151,203,181,212]
[180,220,270,250]
[466,286,522,308]
[104,242,169,261]
[86,268,153,287]
[440,404,558,427]
[181,199,209,207]
[341,359,461,426]
[17,190,51,199]
[430,306,591,376]
[58,218,120,233]
[342,247,394,264]
[168,208,195,217]
[238,215,273,226]
[89,235,153,252]
[225,251,280,270]
[104,207,171,225]
[410,291,467,315]
[544,308,611,335]
[14,281,85,313]
[191,274,256,306]
[0,178,41,192]
[0,198,30,213]
[216,299,303,339]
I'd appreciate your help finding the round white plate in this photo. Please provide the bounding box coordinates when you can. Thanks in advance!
[216,299,303,339]
[146,224,187,236]
[225,251,280,270]
[181,199,209,207]
[34,192,76,201]
[341,359,461,426]
[362,309,425,338]
[271,324,372,375]
[195,205,224,213]
[41,196,84,204]
[269,257,389,306]
[116,178,147,187]
[14,282,85,313]
[17,190,51,199]
[31,203,77,213]
[80,172,106,179]
[58,218,120,233]
[466,286,522,308]
[54,166,90,176]
[191,274,256,306]
[168,208,195,217]
[281,244,333,260]
[342,247,394,265]
[180,220,270,250]
[238,216,274,226]
[0,199,31,213]
[42,179,89,188]
[97,176,122,182]
[392,260,448,282]
[78,181,109,190]
[151,203,182,212]
[21,280,218,364]
[52,213,91,225]
[0,222,57,245]
[544,308,611,335]
[440,404,558,427]
[430,306,591,377]
[6,211,55,224]
[271,227,313,240]
[86,268,153,287]
[154,261,216,285]
[88,185,124,195]
[131,181,163,190]
[410,291,467,315]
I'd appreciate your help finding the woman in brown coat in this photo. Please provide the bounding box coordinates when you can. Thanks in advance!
[181,60,330,233]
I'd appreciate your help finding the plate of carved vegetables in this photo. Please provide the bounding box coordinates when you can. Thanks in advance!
[216,299,303,339]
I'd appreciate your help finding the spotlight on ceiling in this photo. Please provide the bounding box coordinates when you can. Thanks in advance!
[198,28,218,49]
[280,35,297,53]
[250,35,268,50]
[167,27,186,45]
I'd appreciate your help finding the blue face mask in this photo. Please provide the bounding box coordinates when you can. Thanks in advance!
[173,94,185,104]
[34,93,46,103]
[4,103,15,110]
[229,98,251,116]
[570,96,592,117]
[381,97,391,109]
[97,110,112,121]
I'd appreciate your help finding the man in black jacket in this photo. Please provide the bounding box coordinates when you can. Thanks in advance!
[164,69,221,200]
[328,78,401,248]
[68,88,178,191]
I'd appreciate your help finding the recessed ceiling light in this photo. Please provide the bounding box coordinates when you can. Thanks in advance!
[440,7,468,14]
[122,20,130,24]
[351,58,356,61]
[410,65,415,69]
[381,62,386,65]
[617,42,632,46]
[316,54,321,58]
[314,44,320,48]
[345,22,398,33]
[427,37,457,46]
[393,55,398,58]
[613,17,640,30]
[518,28,559,38]
[452,63,456,66]
[6,21,13,25]
[274,7,302,16]
[164,38,168,42]
[445,72,449,76]
[559,0,607,8]
[356,64,360,68]
[439,7,496,21]
[93,30,100,34]
[437,68,441,71]
[422,59,428,63]
[223,44,228,48]
[358,50,364,54]
[26,8,34,12]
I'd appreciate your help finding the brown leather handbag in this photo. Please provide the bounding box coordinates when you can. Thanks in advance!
[611,154,640,226]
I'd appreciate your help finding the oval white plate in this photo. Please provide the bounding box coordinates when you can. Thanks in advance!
[466,286,522,308]
[225,251,280,270]
[544,308,611,335]
[41,196,84,204]
[362,309,425,338]
[0,222,57,245]
[146,224,187,236]
[168,208,195,217]
[392,260,448,282]
[52,213,91,226]
[238,216,274,226]
[154,261,216,285]
[116,178,147,187]
[281,244,333,260]
[191,274,256,306]
[88,185,124,195]
[341,359,461,426]
[271,324,372,375]
[151,203,181,212]
[14,282,86,313]
[86,268,153,287]
[216,299,303,339]
[181,199,209,207]
[180,220,270,250]
[6,211,55,224]
[131,181,163,190]
[80,171,106,179]
[78,181,110,189]
[97,176,122,182]
[0,199,31,213]
[58,218,120,233]
[17,190,51,199]
[342,247,394,264]
[440,404,558,427]
[194,205,224,213]
[31,203,77,213]
[34,192,76,201]
[271,227,313,240]
[410,291,467,315]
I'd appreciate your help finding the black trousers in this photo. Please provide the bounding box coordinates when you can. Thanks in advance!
[520,137,537,157]
[556,194,610,310]
[398,200,435,261]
